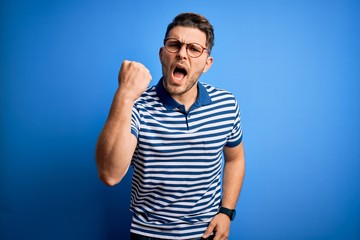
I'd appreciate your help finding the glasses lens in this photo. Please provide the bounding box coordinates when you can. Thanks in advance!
[187,43,203,58]
[165,39,181,53]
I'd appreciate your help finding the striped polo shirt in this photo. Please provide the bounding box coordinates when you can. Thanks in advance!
[129,78,243,239]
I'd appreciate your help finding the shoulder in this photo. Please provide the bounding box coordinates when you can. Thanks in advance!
[136,85,157,101]
[134,85,159,107]
[200,82,238,103]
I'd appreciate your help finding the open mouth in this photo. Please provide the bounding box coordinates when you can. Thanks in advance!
[173,66,187,80]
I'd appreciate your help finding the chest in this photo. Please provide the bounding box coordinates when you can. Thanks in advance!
[137,110,234,154]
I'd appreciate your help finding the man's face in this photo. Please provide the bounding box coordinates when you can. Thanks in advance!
[159,26,213,101]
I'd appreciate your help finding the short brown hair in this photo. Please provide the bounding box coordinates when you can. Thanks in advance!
[164,12,215,52]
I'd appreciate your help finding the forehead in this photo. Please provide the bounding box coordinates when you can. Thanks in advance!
[167,26,207,45]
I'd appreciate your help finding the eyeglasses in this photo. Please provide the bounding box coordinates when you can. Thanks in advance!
[163,38,210,58]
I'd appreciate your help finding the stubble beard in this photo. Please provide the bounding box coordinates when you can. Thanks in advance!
[163,75,199,97]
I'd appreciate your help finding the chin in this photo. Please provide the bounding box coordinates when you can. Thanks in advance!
[165,84,184,96]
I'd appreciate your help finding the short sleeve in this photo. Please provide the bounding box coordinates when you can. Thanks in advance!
[131,106,141,138]
[225,99,243,148]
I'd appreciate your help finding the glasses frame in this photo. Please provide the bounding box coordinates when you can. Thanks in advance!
[163,38,210,58]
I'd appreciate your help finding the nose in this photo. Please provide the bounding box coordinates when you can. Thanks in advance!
[177,44,188,59]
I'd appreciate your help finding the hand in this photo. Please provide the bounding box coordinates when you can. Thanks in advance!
[118,60,152,101]
[202,214,230,240]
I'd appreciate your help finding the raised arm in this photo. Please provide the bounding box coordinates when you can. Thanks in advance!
[95,60,152,186]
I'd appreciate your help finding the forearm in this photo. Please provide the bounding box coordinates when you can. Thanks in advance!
[221,143,245,208]
[96,88,137,186]
[202,144,245,239]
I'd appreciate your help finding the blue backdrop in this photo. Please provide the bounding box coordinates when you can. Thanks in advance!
[1,0,359,239]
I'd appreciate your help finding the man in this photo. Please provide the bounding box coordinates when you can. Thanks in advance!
[96,12,245,240]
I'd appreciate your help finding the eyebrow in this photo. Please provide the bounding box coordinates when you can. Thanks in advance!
[166,38,206,46]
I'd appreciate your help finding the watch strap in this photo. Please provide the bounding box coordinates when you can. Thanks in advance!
[218,206,236,221]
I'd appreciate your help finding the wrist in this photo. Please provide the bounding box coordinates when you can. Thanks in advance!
[218,206,236,221]
[115,88,138,104]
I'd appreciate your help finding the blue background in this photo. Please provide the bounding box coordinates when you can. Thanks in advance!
[1,0,359,239]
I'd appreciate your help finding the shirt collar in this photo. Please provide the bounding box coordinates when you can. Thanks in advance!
[156,78,212,112]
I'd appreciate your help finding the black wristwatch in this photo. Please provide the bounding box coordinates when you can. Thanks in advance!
[218,207,236,221]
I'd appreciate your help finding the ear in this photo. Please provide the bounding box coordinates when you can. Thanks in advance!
[203,56,214,73]
[159,47,164,64]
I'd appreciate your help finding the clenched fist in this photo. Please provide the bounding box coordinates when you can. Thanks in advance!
[118,60,152,101]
